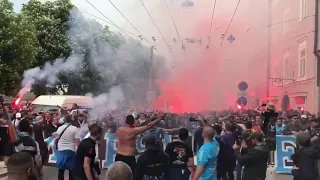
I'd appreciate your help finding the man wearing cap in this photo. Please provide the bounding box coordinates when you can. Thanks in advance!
[233,131,269,180]
[134,135,169,180]
[12,112,22,129]
[291,132,320,180]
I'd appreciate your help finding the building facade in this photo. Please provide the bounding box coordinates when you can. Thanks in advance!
[268,0,318,113]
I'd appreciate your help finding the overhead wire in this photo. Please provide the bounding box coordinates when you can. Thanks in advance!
[163,0,182,45]
[139,0,171,48]
[282,30,315,42]
[220,0,240,46]
[267,15,315,27]
[242,15,315,33]
[208,0,217,39]
[106,0,154,47]
[81,10,139,37]
[85,0,144,50]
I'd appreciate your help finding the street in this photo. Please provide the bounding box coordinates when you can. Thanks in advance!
[0,166,293,180]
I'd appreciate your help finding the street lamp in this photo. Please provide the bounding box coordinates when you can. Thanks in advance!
[181,38,201,49]
[181,0,194,7]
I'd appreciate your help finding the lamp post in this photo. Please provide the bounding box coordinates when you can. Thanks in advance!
[181,38,201,50]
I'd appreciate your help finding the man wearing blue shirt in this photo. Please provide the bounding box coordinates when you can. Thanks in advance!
[193,127,220,180]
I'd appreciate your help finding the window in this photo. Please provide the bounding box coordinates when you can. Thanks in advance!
[284,58,289,79]
[284,51,289,81]
[298,41,306,78]
[299,0,307,20]
[284,11,290,34]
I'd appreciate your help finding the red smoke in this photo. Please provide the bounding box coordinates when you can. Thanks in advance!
[153,12,266,113]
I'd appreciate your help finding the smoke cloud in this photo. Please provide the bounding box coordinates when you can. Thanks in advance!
[20,54,83,97]
[19,7,168,117]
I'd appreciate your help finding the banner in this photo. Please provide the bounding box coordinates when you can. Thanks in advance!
[45,133,296,173]
[44,133,186,168]
[275,135,296,174]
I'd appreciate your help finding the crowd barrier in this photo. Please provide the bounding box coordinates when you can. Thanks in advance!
[44,133,296,174]
[275,135,296,174]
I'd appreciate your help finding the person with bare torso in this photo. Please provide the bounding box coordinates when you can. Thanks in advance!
[115,113,166,174]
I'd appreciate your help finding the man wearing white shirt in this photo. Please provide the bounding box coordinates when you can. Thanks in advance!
[54,114,80,180]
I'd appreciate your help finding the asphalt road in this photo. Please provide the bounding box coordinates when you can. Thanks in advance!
[0,166,293,180]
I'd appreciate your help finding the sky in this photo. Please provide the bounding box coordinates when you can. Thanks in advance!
[11,0,268,62]
[11,0,272,110]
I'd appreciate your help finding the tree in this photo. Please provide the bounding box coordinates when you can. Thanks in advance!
[0,0,37,96]
[21,0,73,96]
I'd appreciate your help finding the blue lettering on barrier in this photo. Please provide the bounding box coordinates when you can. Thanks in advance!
[46,133,296,173]
[275,135,296,174]
[103,133,117,168]
[102,133,173,168]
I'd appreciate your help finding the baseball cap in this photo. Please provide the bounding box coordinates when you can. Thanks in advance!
[142,135,159,150]
[247,131,263,140]
[16,113,21,118]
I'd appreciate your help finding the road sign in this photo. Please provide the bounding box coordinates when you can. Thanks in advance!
[237,96,248,106]
[227,35,235,43]
[238,81,248,91]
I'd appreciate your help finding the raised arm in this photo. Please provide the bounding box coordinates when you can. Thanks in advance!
[130,113,166,137]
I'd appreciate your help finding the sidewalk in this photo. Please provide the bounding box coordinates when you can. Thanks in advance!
[0,161,7,177]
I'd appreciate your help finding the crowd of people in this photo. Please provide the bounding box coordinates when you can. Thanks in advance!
[0,102,320,180]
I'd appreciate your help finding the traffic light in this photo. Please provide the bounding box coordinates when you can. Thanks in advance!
[237,81,248,108]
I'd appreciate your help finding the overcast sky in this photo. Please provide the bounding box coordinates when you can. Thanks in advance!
[11,0,269,65]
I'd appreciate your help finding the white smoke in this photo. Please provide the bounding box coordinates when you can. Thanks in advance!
[18,6,166,119]
[85,86,125,118]
[19,54,84,97]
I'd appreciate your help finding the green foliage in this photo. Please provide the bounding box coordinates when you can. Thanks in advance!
[0,0,37,96]
[22,0,73,65]
[21,0,73,96]
[0,0,169,101]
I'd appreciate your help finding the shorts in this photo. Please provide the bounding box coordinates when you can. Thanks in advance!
[115,153,136,173]
[56,150,76,170]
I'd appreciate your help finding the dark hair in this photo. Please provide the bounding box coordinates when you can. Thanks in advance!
[178,128,189,141]
[18,119,31,132]
[89,124,102,137]
[64,114,72,123]
[225,122,233,132]
[125,115,135,125]
[212,125,222,135]
[7,152,33,174]
[245,121,252,129]
[255,136,263,142]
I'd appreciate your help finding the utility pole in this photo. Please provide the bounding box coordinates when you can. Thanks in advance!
[147,46,155,105]
[148,46,154,91]
[266,0,271,102]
